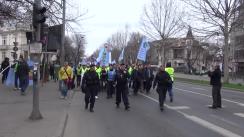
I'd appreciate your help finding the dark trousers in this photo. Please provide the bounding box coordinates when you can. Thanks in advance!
[76,75,81,87]
[133,80,140,95]
[145,79,152,93]
[19,76,29,93]
[116,86,129,107]
[85,86,96,109]
[212,85,222,107]
[2,72,8,84]
[107,81,114,98]
[157,87,167,107]
[167,83,173,99]
[15,73,19,88]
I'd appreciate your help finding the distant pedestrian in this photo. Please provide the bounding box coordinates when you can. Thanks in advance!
[82,64,100,112]
[107,66,116,98]
[153,65,171,111]
[76,64,82,88]
[165,62,174,102]
[49,63,55,80]
[208,65,222,109]
[115,63,130,111]
[17,57,30,95]
[0,57,10,84]
[143,64,154,94]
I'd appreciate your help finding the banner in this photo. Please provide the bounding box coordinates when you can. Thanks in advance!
[118,48,124,62]
[137,37,150,62]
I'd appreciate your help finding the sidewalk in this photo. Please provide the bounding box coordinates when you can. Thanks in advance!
[0,81,73,137]
[175,73,244,84]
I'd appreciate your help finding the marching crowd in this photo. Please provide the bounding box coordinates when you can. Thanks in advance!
[1,56,222,113]
[58,62,175,112]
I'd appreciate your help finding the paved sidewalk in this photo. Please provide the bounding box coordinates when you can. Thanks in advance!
[175,73,244,84]
[0,81,73,137]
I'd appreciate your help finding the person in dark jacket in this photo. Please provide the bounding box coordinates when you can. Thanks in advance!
[143,64,154,94]
[208,65,222,109]
[115,63,130,110]
[131,65,143,95]
[17,57,30,95]
[153,65,171,111]
[82,64,100,112]
[0,57,10,84]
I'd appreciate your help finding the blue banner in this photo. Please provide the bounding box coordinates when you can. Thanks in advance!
[137,37,150,62]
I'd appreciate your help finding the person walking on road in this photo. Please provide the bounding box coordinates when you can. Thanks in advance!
[115,63,130,111]
[208,65,222,109]
[59,62,73,99]
[17,57,30,95]
[76,64,82,88]
[165,62,174,102]
[107,66,116,99]
[153,65,171,111]
[0,57,10,84]
[143,64,154,94]
[82,64,100,112]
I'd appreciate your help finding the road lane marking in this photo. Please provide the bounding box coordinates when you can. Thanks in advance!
[234,113,244,118]
[210,114,240,127]
[191,87,208,91]
[140,93,242,137]
[175,88,244,107]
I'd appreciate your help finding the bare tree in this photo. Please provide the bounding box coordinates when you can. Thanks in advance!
[141,0,185,66]
[182,0,242,83]
[72,34,85,65]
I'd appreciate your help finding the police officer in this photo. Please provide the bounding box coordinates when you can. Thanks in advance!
[115,63,130,110]
[165,62,174,102]
[82,64,99,112]
[153,65,171,111]
[208,65,222,109]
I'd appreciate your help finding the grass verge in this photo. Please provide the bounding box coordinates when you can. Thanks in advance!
[175,77,244,92]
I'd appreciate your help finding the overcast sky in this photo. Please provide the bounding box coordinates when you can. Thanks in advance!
[70,0,150,56]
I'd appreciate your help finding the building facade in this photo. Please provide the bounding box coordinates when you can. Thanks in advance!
[0,25,30,63]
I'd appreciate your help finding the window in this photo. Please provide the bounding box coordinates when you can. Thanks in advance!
[2,52,6,59]
[2,36,7,45]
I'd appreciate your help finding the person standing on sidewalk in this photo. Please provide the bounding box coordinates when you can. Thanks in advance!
[0,57,10,84]
[165,62,174,102]
[115,63,130,111]
[153,65,171,111]
[82,64,99,112]
[17,57,30,95]
[59,62,73,99]
[208,65,222,109]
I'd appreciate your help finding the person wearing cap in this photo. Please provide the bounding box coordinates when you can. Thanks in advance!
[165,62,174,102]
[82,64,99,112]
[153,65,171,111]
[114,63,130,110]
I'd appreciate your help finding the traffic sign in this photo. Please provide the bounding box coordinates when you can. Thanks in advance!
[13,46,18,51]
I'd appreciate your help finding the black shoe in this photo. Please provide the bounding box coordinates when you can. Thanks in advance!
[90,108,94,112]
[160,107,164,111]
[170,98,173,103]
[85,104,88,109]
[125,106,130,111]
[208,106,217,109]
[116,104,120,108]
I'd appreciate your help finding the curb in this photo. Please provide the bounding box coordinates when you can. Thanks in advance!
[53,90,76,137]
[175,77,244,92]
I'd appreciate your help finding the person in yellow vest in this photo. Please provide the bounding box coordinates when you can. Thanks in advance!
[59,62,73,99]
[76,64,83,88]
[165,62,174,102]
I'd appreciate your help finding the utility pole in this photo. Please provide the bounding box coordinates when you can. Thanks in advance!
[60,0,66,66]
[29,0,43,120]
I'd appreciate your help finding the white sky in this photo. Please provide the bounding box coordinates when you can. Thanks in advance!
[70,0,150,56]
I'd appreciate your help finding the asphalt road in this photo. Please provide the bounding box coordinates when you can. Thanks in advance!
[64,81,244,137]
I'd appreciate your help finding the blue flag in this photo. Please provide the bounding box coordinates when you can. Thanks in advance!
[137,37,150,62]
[118,48,124,62]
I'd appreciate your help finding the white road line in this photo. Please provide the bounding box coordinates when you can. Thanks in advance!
[175,88,244,107]
[191,87,208,91]
[234,113,244,118]
[140,93,242,137]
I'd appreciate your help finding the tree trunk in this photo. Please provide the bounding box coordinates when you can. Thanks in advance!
[223,23,229,83]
